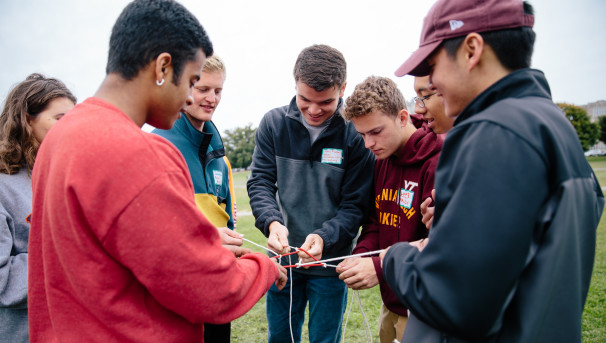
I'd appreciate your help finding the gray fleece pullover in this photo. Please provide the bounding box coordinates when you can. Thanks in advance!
[0,168,31,342]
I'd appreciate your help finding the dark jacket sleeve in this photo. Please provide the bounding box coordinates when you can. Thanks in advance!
[353,163,379,255]
[382,123,550,340]
[314,128,375,252]
[246,114,284,236]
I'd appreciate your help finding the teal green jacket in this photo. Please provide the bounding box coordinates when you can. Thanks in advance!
[154,115,235,229]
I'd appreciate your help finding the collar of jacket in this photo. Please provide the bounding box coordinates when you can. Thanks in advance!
[173,113,225,152]
[454,68,552,126]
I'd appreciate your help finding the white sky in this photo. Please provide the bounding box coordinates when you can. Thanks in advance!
[1,0,605,134]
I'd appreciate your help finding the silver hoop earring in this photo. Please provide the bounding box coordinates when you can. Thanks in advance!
[156,78,165,86]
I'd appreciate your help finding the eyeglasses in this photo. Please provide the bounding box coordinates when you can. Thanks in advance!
[412,92,437,108]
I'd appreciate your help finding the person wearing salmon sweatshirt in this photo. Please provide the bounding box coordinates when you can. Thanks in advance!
[27,1,286,342]
[337,76,442,343]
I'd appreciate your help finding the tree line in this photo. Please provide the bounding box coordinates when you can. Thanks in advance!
[222,104,604,170]
[223,123,256,169]
[558,103,603,152]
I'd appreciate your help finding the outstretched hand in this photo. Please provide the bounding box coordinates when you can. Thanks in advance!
[217,227,253,257]
[218,227,243,245]
[336,257,379,290]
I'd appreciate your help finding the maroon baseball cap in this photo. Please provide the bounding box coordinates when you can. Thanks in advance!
[395,0,534,77]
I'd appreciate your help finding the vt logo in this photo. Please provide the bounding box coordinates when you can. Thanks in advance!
[399,181,418,210]
[404,180,418,191]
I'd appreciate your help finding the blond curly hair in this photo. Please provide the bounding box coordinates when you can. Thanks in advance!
[342,76,407,121]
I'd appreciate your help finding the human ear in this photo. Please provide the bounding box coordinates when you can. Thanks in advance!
[154,52,173,85]
[462,33,484,71]
[398,109,409,127]
[339,82,347,98]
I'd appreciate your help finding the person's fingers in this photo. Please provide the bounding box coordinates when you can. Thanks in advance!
[234,246,253,257]
[223,244,252,257]
[420,196,432,212]
[268,222,290,254]
[336,257,355,273]
[298,234,323,262]
[421,204,435,230]
[219,227,244,246]
[274,262,288,290]
[267,233,289,254]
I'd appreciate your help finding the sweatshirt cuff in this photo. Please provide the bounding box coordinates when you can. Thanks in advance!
[371,255,384,284]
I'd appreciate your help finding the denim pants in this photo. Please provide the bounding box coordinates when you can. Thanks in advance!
[267,271,348,343]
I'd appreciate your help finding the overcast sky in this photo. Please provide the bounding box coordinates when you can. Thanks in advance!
[1,0,605,134]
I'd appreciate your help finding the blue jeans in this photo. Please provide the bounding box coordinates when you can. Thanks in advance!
[267,271,348,343]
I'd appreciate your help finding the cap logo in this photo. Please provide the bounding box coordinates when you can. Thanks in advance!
[449,20,464,31]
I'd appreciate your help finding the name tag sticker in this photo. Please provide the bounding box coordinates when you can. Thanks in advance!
[399,188,414,209]
[321,148,343,164]
[213,170,223,186]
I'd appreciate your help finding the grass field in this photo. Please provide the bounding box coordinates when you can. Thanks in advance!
[230,157,606,342]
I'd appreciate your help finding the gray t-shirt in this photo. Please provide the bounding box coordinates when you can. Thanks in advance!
[300,114,333,144]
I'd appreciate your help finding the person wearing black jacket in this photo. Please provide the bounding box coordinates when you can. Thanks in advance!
[247,44,375,343]
[382,0,604,342]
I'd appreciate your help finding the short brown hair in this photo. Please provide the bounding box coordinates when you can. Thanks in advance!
[342,76,406,121]
[293,44,346,92]
[0,73,76,175]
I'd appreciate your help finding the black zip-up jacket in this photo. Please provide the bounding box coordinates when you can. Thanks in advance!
[247,97,375,276]
[383,69,604,342]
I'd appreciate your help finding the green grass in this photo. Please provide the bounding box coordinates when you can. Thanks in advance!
[586,156,606,171]
[583,156,606,342]
[583,218,606,342]
[230,161,606,342]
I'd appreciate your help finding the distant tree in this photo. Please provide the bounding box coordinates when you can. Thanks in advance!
[558,102,599,151]
[599,116,606,144]
[223,123,257,169]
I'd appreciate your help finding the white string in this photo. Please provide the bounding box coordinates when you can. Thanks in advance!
[242,237,280,256]
[295,249,386,268]
[288,254,294,343]
[341,290,373,343]
[341,288,356,343]
[355,290,372,343]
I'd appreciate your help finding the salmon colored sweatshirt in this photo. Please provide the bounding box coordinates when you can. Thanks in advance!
[28,98,279,342]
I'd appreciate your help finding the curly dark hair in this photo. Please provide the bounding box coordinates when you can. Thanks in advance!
[106,0,213,85]
[0,73,76,175]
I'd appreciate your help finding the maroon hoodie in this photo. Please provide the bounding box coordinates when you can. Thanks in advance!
[353,114,442,316]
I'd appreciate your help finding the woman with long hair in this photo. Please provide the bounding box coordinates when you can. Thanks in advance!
[0,73,76,342]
